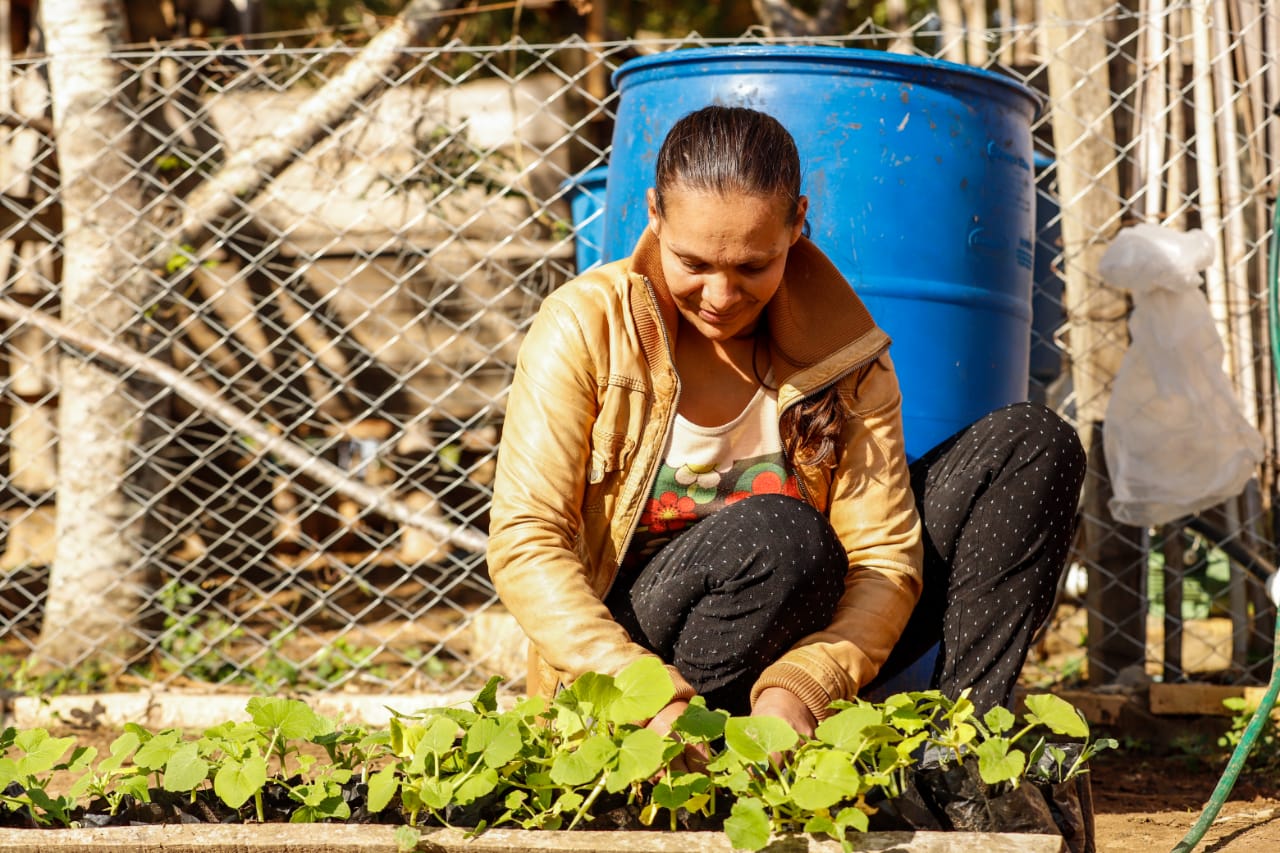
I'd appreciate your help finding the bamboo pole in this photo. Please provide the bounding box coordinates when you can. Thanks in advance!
[1014,0,1035,65]
[885,0,910,54]
[1043,0,1146,683]
[1232,0,1275,495]
[1210,0,1259,432]
[1,0,10,116]
[1191,0,1231,354]
[1139,0,1169,221]
[1269,0,1280,199]
[584,0,607,107]
[937,0,965,63]
[964,0,988,67]
[998,0,1013,65]
[1166,6,1188,231]
[1225,0,1274,662]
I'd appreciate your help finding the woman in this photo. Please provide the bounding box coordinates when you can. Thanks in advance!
[487,105,1085,739]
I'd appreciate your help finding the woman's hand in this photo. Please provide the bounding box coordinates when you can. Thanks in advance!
[751,687,818,739]
[645,699,708,774]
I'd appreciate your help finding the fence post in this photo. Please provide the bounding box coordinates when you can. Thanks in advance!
[1042,0,1147,684]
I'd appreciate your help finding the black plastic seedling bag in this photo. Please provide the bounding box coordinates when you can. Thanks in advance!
[917,758,1060,835]
[866,747,1096,853]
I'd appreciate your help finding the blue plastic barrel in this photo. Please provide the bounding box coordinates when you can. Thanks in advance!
[561,165,609,272]
[1030,153,1065,399]
[605,47,1040,459]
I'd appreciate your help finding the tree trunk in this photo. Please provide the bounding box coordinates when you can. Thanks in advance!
[30,0,469,670]
[33,0,160,669]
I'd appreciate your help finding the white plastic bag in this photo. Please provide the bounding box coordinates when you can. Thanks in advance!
[1099,223,1264,526]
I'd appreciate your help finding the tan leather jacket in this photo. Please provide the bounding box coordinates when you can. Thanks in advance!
[487,228,924,721]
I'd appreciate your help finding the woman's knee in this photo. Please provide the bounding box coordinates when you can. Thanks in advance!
[717,494,844,585]
[983,402,1086,479]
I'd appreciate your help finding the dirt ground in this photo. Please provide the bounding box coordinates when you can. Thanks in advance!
[1089,749,1280,852]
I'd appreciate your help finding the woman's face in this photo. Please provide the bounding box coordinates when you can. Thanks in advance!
[647,184,807,343]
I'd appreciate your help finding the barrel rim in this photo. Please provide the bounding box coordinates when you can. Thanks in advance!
[611,45,1041,113]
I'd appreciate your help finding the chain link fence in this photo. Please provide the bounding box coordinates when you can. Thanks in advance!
[1,3,1276,697]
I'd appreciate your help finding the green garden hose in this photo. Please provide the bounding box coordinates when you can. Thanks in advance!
[1168,199,1280,853]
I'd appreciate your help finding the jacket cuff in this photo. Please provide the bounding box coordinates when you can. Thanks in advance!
[666,665,697,702]
[750,661,838,721]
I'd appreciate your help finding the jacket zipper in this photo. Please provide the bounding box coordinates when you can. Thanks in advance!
[606,275,680,597]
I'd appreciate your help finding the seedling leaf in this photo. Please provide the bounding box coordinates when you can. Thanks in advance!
[814,704,882,750]
[724,716,797,764]
[549,735,617,786]
[213,755,268,809]
[975,738,1025,785]
[163,742,210,793]
[608,727,665,791]
[610,657,675,724]
[1023,693,1090,739]
[724,796,771,852]
[366,765,399,813]
[246,697,331,740]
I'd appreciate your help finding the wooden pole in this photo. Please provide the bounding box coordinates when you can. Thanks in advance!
[1166,6,1188,231]
[1139,0,1169,221]
[964,0,987,66]
[1043,0,1147,684]
[937,0,965,63]
[885,0,910,54]
[1013,0,1035,65]
[998,0,1013,65]
[1210,0,1258,430]
[1191,0,1231,354]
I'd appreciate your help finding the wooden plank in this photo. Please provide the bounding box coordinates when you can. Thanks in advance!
[0,826,1069,853]
[1149,682,1274,716]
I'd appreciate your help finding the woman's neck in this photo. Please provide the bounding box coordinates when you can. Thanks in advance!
[673,323,769,427]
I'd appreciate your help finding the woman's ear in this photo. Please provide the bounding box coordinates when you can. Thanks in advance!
[646,188,661,235]
[790,195,809,244]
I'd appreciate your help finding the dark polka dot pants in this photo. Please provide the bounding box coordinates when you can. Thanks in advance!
[604,493,844,715]
[865,401,1086,712]
[606,402,1086,716]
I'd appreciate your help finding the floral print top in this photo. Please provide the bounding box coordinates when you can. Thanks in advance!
[623,380,801,570]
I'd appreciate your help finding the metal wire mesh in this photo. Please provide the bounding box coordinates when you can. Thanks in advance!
[1,4,1276,696]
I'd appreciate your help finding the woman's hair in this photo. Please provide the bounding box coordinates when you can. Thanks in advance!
[657,106,839,465]
[653,105,803,225]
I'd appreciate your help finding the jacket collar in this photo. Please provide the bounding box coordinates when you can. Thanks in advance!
[625,226,890,392]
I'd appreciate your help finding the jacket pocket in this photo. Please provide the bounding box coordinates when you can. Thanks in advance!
[583,380,649,513]
[584,428,633,513]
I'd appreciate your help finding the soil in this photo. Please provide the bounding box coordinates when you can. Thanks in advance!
[1089,749,1280,852]
[20,722,1280,849]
